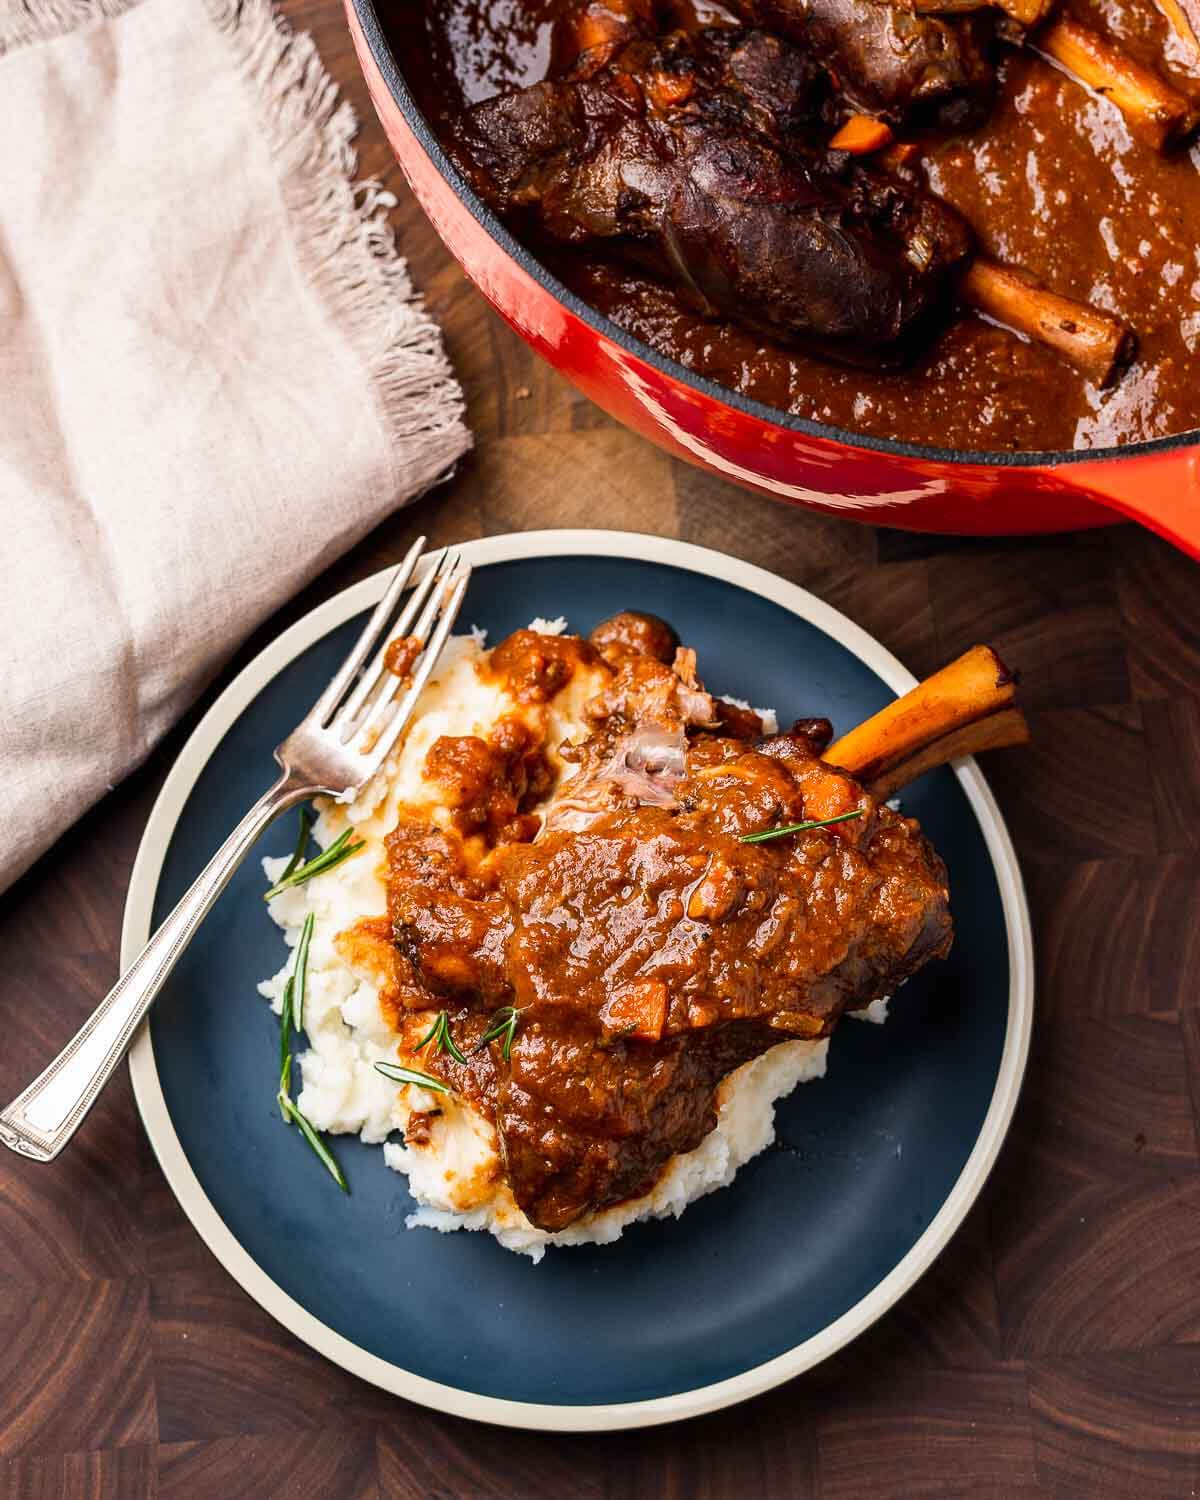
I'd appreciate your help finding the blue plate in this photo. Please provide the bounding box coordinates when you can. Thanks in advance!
[127,531,1032,1430]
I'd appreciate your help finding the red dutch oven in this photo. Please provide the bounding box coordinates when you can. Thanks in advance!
[346,0,1200,554]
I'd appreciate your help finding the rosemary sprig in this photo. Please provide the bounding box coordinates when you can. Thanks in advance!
[292,912,315,1032]
[274,915,346,1189]
[278,1094,349,1192]
[263,827,366,901]
[374,1060,452,1095]
[280,807,314,883]
[740,810,864,844]
[474,1005,524,1062]
[413,1009,468,1065]
[278,976,294,1119]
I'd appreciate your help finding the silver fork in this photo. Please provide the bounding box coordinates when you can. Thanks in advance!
[0,538,471,1163]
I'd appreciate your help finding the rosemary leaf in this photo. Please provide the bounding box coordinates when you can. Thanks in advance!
[740,810,864,845]
[278,977,294,1117]
[280,807,314,883]
[474,1005,523,1062]
[374,1060,452,1095]
[263,827,366,901]
[413,1014,440,1052]
[279,1095,349,1192]
[414,1010,468,1066]
[292,912,315,1032]
[441,1026,469,1067]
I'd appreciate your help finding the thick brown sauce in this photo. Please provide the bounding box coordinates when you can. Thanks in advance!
[383,634,423,678]
[374,615,952,1229]
[388,0,1200,451]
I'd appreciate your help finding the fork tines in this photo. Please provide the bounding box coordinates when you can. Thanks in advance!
[309,539,472,778]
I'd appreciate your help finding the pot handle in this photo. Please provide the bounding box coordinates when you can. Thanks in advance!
[1060,446,1200,559]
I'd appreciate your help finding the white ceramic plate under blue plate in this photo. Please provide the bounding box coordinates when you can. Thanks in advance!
[125,530,1032,1431]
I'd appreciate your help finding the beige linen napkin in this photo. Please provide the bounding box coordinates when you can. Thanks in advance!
[0,0,470,894]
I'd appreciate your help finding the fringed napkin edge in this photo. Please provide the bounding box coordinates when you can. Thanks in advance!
[0,0,472,489]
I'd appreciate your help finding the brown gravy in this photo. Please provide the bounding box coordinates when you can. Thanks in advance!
[382,616,951,1230]
[386,0,1200,452]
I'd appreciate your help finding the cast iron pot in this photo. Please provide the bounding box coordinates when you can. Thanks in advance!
[346,0,1200,554]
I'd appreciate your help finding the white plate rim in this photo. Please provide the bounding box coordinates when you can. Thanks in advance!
[125,527,1034,1433]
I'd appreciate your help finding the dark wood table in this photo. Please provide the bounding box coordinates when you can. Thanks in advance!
[3,4,1199,1495]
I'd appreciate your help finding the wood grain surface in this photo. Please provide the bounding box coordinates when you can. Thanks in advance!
[2,2,1199,1494]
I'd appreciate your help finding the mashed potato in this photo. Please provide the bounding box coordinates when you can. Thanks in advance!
[260,623,849,1262]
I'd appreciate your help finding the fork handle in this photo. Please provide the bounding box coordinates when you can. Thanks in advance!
[0,773,313,1163]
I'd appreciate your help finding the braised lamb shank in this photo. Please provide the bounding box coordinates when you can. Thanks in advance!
[448,22,974,364]
[383,617,965,1231]
[440,0,1146,380]
[723,0,998,127]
